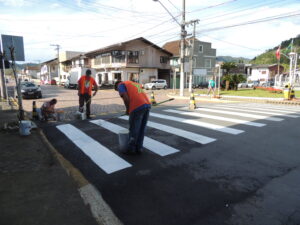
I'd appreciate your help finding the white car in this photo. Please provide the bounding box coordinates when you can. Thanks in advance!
[144,79,167,90]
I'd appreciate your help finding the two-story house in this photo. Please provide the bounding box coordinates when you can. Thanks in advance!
[84,37,172,86]
[163,38,216,88]
[40,58,58,84]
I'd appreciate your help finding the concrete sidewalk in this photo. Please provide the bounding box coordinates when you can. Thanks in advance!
[0,100,99,225]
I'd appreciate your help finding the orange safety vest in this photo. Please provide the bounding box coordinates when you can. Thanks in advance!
[122,81,150,113]
[78,76,96,95]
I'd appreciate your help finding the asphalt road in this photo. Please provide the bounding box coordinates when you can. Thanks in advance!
[41,101,300,225]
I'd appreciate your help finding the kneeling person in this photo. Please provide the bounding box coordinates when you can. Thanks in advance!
[114,80,151,154]
[41,98,57,121]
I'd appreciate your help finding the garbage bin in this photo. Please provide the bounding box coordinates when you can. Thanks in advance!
[283,88,290,100]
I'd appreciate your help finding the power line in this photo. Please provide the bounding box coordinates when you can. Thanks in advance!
[197,10,300,33]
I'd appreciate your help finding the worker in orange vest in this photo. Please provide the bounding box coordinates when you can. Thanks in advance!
[114,80,151,154]
[77,69,98,119]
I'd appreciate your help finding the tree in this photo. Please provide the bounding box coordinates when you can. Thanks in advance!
[221,62,237,90]
[221,62,237,75]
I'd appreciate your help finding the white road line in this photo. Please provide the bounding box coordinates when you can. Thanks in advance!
[150,112,244,135]
[223,104,300,114]
[164,109,266,127]
[226,104,300,112]
[180,107,283,122]
[56,124,132,174]
[119,116,216,144]
[90,119,179,156]
[208,105,299,118]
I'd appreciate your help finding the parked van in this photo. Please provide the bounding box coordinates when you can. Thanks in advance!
[65,67,97,89]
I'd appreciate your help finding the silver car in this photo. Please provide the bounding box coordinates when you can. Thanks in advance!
[144,79,167,90]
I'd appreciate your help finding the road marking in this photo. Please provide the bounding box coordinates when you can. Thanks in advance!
[208,105,299,118]
[56,124,132,174]
[181,107,283,122]
[119,116,216,144]
[90,119,179,156]
[223,104,300,114]
[150,112,244,135]
[226,103,300,112]
[164,109,266,127]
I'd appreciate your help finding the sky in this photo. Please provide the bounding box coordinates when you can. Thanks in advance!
[0,0,300,63]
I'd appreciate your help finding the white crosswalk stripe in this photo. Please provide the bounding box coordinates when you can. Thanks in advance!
[207,105,299,118]
[225,103,300,112]
[180,107,283,122]
[222,104,300,115]
[164,109,266,127]
[119,115,216,144]
[90,119,179,156]
[150,112,244,135]
[57,124,132,174]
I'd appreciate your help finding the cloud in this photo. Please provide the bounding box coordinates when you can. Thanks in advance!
[1,0,299,62]
[0,0,25,7]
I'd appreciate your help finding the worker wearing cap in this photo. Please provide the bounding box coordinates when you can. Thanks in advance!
[78,69,98,119]
[114,80,151,154]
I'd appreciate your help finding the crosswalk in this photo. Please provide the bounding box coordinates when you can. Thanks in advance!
[53,103,300,174]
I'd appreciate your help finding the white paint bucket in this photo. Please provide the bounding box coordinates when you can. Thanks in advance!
[19,120,32,136]
[118,129,129,152]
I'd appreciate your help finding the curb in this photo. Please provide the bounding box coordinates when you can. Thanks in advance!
[167,93,300,105]
[38,129,123,225]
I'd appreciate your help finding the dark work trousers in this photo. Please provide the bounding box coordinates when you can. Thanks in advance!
[79,94,91,116]
[128,107,150,153]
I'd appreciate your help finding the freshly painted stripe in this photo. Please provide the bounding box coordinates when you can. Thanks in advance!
[150,112,244,135]
[90,119,179,156]
[223,104,300,114]
[119,115,216,144]
[226,104,300,112]
[164,109,266,127]
[209,105,299,118]
[56,124,131,174]
[180,107,283,122]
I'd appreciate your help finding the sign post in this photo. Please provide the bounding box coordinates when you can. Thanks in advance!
[1,34,25,120]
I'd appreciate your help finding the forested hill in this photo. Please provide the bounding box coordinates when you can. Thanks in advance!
[250,35,300,65]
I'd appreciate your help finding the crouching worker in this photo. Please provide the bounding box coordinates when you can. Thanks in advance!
[114,80,151,154]
[41,98,57,121]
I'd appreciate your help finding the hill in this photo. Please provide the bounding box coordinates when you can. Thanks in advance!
[217,56,251,63]
[250,34,300,66]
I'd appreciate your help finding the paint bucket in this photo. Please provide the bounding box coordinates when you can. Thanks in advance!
[19,120,32,136]
[118,129,129,152]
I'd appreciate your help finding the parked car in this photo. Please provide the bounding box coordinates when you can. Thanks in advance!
[192,82,209,89]
[238,83,248,88]
[144,79,167,90]
[15,81,42,99]
[262,81,274,87]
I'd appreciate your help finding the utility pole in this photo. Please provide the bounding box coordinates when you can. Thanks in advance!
[50,44,60,82]
[187,19,199,92]
[179,0,186,97]
[0,43,8,100]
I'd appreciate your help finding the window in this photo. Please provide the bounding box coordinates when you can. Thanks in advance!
[205,59,211,68]
[101,53,111,64]
[95,55,101,65]
[160,56,169,63]
[199,45,203,53]
[112,50,126,63]
[140,50,145,55]
[127,51,139,64]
